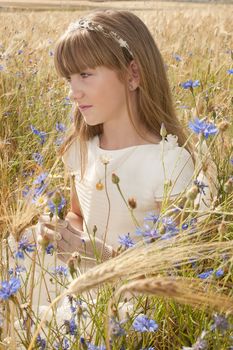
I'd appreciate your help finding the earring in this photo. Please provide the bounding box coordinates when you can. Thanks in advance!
[129,83,134,91]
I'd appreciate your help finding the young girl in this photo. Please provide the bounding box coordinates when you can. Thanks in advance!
[39,9,195,265]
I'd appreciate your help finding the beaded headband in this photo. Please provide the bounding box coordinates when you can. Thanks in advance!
[66,19,133,58]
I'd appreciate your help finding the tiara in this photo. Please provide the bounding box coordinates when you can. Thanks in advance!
[66,19,133,58]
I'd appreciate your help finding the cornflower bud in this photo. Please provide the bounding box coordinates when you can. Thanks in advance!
[217,120,230,132]
[128,197,137,209]
[160,123,167,138]
[224,178,233,193]
[37,234,50,248]
[186,185,199,201]
[112,173,120,184]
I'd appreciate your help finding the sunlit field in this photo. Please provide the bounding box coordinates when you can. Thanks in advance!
[0,2,233,349]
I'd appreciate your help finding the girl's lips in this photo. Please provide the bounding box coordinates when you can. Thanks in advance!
[79,105,92,111]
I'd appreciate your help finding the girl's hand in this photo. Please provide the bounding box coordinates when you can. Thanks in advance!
[35,214,114,263]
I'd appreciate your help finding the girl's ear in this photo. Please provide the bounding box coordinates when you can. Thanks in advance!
[128,60,140,91]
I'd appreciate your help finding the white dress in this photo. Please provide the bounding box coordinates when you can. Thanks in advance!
[62,134,195,249]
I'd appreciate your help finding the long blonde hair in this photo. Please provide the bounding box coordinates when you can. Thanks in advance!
[54,9,193,174]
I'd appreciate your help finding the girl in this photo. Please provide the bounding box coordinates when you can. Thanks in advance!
[38,9,195,264]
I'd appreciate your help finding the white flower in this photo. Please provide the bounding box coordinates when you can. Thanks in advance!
[99,154,112,165]
[165,134,178,150]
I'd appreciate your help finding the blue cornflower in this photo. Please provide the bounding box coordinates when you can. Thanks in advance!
[210,314,229,332]
[49,50,54,56]
[87,344,106,350]
[0,65,4,71]
[173,53,182,62]
[32,152,43,166]
[132,314,158,333]
[63,96,72,106]
[36,334,46,350]
[135,225,161,241]
[55,136,64,146]
[118,233,135,249]
[230,158,233,165]
[18,236,36,253]
[9,266,26,276]
[64,318,77,335]
[0,277,21,300]
[227,69,233,74]
[15,251,25,260]
[109,317,126,337]
[54,337,70,350]
[189,118,218,139]
[33,172,48,185]
[56,122,66,132]
[198,269,213,279]
[181,80,200,89]
[47,195,66,214]
[46,243,54,255]
[144,212,159,224]
[194,180,208,195]
[215,268,224,278]
[30,125,47,144]
[51,266,68,277]
[22,185,30,197]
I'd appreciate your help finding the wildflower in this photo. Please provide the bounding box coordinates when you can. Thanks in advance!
[56,122,66,132]
[227,69,233,74]
[15,251,25,260]
[188,118,218,139]
[49,50,54,56]
[51,266,68,277]
[132,314,158,332]
[63,96,72,106]
[0,65,4,71]
[140,348,155,350]
[87,344,106,350]
[118,233,135,249]
[182,331,208,350]
[135,225,161,241]
[198,269,213,279]
[109,317,126,337]
[144,212,159,224]
[47,192,66,215]
[230,158,233,165]
[30,125,47,144]
[32,152,43,166]
[100,154,111,165]
[215,268,224,278]
[34,194,47,207]
[194,180,208,195]
[54,337,70,350]
[46,243,54,255]
[8,266,26,276]
[15,236,36,259]
[173,53,182,62]
[33,172,48,185]
[0,277,21,300]
[55,136,64,146]
[210,314,229,332]
[64,318,77,335]
[18,49,23,55]
[36,334,46,350]
[181,80,200,89]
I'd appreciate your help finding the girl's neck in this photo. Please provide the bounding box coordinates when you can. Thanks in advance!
[99,123,161,150]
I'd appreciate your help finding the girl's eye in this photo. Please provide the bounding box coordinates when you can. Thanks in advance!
[80,72,90,78]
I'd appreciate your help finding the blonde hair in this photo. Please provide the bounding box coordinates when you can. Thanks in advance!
[54,9,193,174]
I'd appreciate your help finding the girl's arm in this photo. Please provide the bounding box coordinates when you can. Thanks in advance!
[65,181,83,232]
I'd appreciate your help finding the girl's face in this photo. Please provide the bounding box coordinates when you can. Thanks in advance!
[68,66,128,127]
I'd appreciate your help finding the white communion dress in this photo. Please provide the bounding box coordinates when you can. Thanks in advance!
[62,134,195,249]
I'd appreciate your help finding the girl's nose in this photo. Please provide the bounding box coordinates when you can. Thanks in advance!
[69,88,84,102]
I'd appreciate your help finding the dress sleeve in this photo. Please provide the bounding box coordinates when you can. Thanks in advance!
[154,147,195,200]
[62,138,81,174]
